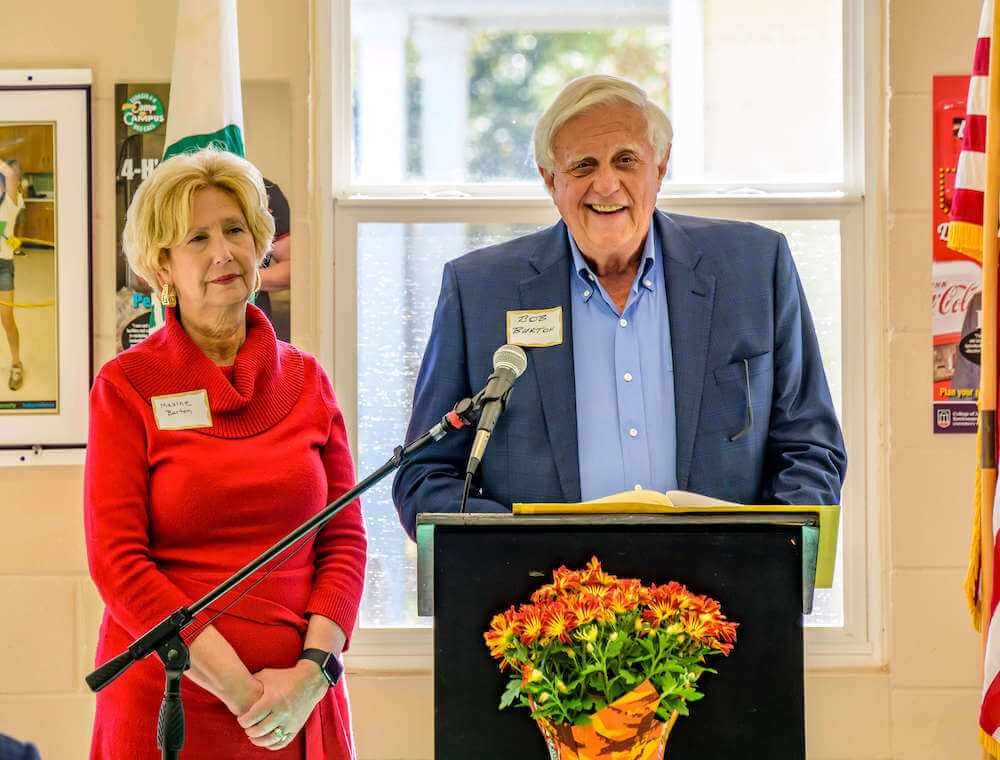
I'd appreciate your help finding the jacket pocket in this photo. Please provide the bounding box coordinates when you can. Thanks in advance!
[702,352,773,435]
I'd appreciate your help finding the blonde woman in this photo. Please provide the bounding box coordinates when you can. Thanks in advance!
[84,148,366,758]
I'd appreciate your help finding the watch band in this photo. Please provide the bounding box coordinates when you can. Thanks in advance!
[299,648,343,687]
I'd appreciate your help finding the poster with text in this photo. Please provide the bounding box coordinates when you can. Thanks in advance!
[114,82,292,352]
[933,75,981,434]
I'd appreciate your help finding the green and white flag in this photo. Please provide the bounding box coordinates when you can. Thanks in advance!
[152,0,245,331]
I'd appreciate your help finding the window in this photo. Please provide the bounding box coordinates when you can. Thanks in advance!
[327,0,881,667]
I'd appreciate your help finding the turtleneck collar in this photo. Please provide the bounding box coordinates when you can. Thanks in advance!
[116,303,305,438]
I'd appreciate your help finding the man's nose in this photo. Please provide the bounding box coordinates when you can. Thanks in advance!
[591,164,621,196]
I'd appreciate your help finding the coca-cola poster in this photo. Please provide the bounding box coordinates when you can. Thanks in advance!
[933,75,981,434]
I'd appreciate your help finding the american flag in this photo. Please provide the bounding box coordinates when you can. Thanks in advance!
[949,1,1000,756]
[950,0,995,261]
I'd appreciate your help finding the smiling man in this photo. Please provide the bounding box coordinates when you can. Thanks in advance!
[392,75,846,538]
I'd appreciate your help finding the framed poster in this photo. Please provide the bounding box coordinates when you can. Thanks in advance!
[933,74,981,434]
[0,70,92,449]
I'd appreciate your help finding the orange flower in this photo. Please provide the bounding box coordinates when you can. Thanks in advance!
[541,601,576,644]
[579,556,617,587]
[515,604,544,645]
[484,606,518,662]
[566,592,604,626]
[608,584,641,615]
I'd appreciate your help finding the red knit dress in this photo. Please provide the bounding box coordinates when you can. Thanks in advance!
[84,305,367,759]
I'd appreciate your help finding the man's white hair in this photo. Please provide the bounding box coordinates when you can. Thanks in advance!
[533,74,673,172]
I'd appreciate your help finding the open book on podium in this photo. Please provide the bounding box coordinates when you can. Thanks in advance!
[513,489,839,592]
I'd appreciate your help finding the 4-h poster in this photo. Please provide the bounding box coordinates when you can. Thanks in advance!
[933,75,981,434]
[114,82,292,352]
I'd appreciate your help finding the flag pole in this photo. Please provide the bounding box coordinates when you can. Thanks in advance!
[982,4,1000,757]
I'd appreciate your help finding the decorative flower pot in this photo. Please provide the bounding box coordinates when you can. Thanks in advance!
[533,679,679,760]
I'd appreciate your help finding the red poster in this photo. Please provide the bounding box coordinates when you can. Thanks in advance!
[933,75,981,434]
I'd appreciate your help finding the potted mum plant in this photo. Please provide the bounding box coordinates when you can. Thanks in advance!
[483,557,738,760]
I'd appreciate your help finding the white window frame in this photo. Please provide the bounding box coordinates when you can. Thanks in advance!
[316,0,886,672]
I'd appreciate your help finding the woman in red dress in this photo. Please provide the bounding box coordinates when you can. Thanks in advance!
[84,148,366,758]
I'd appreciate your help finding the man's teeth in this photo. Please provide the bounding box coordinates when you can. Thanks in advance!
[591,204,624,213]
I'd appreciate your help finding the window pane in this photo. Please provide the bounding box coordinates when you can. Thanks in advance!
[357,222,548,627]
[760,219,843,627]
[357,218,844,628]
[351,0,842,185]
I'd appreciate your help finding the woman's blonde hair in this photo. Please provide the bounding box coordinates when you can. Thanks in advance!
[122,148,275,288]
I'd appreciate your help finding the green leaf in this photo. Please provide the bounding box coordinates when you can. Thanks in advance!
[499,678,522,710]
[605,635,626,658]
[678,689,704,701]
[573,714,594,727]
[619,670,641,686]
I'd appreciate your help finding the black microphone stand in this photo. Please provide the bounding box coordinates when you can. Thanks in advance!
[85,396,481,759]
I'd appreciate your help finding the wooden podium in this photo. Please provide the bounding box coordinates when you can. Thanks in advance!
[416,512,824,760]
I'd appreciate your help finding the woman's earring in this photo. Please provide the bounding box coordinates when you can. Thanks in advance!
[159,282,176,307]
[252,269,262,298]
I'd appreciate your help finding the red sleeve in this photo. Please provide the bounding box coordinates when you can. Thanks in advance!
[304,369,368,649]
[84,371,213,640]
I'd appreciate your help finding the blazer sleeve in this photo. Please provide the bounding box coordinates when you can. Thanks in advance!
[759,235,847,505]
[392,261,508,540]
[305,373,368,649]
[83,374,214,639]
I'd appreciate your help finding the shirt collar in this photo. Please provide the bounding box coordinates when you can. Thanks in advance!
[567,223,658,301]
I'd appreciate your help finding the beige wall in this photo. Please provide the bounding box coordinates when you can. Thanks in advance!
[0,1,993,758]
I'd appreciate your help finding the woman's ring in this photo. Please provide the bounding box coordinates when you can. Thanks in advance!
[272,727,287,741]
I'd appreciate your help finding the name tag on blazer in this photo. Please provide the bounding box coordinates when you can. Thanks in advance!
[506,307,563,347]
[151,390,213,430]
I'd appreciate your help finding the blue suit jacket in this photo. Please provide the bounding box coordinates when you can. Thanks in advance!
[392,210,846,538]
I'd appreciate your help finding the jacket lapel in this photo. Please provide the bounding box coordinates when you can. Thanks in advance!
[518,222,581,503]
[656,212,717,490]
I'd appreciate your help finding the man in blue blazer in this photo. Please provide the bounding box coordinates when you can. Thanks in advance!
[392,75,846,539]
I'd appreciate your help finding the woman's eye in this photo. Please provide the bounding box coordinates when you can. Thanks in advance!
[189,234,207,243]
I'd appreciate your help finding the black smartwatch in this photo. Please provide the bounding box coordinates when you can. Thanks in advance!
[299,648,344,687]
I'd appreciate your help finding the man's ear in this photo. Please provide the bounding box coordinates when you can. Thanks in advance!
[656,145,671,182]
[538,166,556,198]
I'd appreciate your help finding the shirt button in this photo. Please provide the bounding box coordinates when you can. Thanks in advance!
[588,272,595,281]
[634,484,643,490]
[628,428,638,437]
[583,289,591,297]
[643,280,652,288]
[619,318,628,328]
[623,372,633,382]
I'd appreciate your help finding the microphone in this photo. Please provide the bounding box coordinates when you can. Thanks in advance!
[466,344,528,479]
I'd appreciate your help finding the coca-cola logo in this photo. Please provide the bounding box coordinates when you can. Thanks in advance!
[932,281,981,315]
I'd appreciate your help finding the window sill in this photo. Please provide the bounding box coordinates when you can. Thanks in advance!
[343,624,881,675]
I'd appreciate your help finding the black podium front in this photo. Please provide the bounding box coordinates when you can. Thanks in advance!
[416,513,818,760]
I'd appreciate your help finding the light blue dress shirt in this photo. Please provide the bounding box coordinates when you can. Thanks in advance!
[569,225,678,500]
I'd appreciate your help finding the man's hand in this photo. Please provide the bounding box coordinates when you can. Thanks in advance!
[237,661,328,749]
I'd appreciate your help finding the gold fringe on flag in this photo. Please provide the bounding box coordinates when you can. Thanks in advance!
[951,221,988,262]
[983,727,1000,758]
